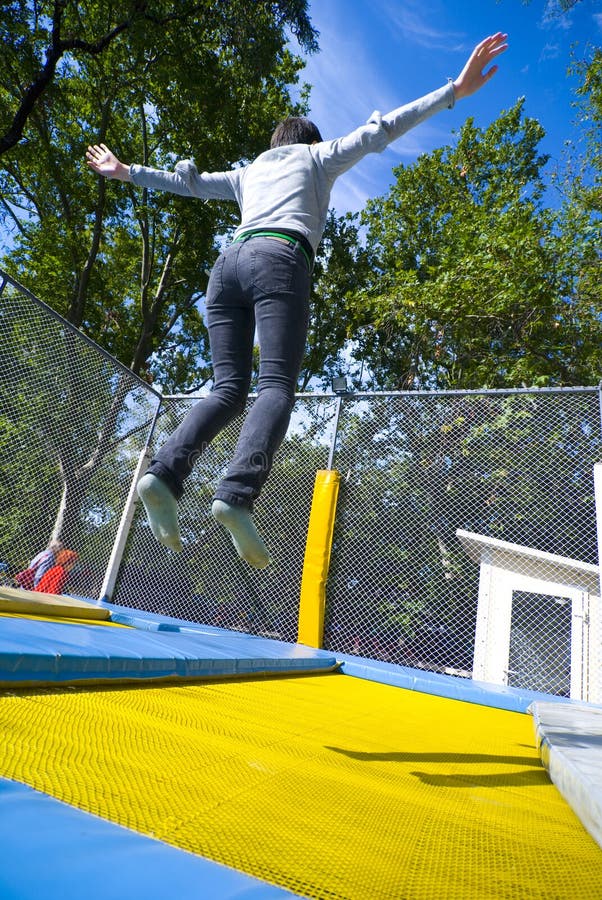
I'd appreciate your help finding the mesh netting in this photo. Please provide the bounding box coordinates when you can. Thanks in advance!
[0,271,160,598]
[507,591,572,694]
[2,270,601,701]
[114,394,337,641]
[324,391,602,701]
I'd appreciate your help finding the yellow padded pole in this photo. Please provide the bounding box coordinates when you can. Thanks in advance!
[298,469,340,648]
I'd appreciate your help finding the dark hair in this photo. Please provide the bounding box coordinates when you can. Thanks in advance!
[270,116,323,148]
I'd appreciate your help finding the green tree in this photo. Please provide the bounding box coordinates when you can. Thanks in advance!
[347,100,597,390]
[0,1,317,157]
[299,211,371,391]
[0,0,317,389]
[549,46,602,385]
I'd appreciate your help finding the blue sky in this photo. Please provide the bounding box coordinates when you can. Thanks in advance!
[296,0,601,214]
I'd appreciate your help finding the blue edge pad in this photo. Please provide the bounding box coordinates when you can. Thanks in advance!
[1,598,600,899]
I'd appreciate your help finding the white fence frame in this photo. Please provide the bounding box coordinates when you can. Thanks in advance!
[457,526,601,702]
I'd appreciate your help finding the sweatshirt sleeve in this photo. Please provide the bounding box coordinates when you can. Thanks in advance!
[129,159,242,201]
[313,81,456,182]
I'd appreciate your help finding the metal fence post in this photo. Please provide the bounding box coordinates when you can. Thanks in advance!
[97,445,153,604]
[98,393,163,605]
[327,395,344,471]
[595,462,602,586]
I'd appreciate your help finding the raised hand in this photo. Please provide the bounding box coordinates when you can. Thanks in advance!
[453,33,508,100]
[86,143,131,181]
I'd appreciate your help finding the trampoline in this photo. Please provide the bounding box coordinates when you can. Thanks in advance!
[0,588,600,899]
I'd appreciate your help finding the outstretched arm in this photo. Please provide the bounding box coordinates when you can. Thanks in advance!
[86,143,131,181]
[315,32,508,181]
[85,144,240,201]
[452,32,508,100]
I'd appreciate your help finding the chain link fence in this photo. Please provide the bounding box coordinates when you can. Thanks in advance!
[2,271,601,700]
[324,390,602,702]
[0,270,161,598]
[113,394,337,642]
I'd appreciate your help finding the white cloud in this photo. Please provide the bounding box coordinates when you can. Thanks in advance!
[539,41,562,62]
[541,1,574,30]
[371,0,466,50]
[301,13,399,137]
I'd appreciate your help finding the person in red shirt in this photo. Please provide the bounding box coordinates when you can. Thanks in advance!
[34,549,78,595]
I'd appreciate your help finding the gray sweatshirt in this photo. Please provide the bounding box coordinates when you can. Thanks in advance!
[130,82,455,253]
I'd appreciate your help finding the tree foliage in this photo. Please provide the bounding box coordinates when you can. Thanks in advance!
[0,0,317,387]
[335,98,600,390]
[0,1,317,157]
[299,210,371,391]
[553,45,602,372]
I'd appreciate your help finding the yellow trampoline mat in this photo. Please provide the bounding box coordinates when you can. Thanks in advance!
[1,673,600,900]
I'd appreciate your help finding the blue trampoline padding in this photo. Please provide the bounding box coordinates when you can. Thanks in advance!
[4,596,585,712]
[0,616,338,685]
[335,654,583,714]
[0,778,299,900]
[108,602,274,635]
[105,606,578,713]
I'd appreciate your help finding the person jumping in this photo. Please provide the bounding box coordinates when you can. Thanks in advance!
[86,33,508,568]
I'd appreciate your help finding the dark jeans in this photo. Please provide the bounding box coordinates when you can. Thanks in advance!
[148,237,311,509]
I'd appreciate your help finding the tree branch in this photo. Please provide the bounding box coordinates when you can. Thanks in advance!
[0,198,29,235]
[71,100,112,327]
[1,0,135,156]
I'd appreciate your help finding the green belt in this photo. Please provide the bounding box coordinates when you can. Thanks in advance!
[233,230,313,270]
